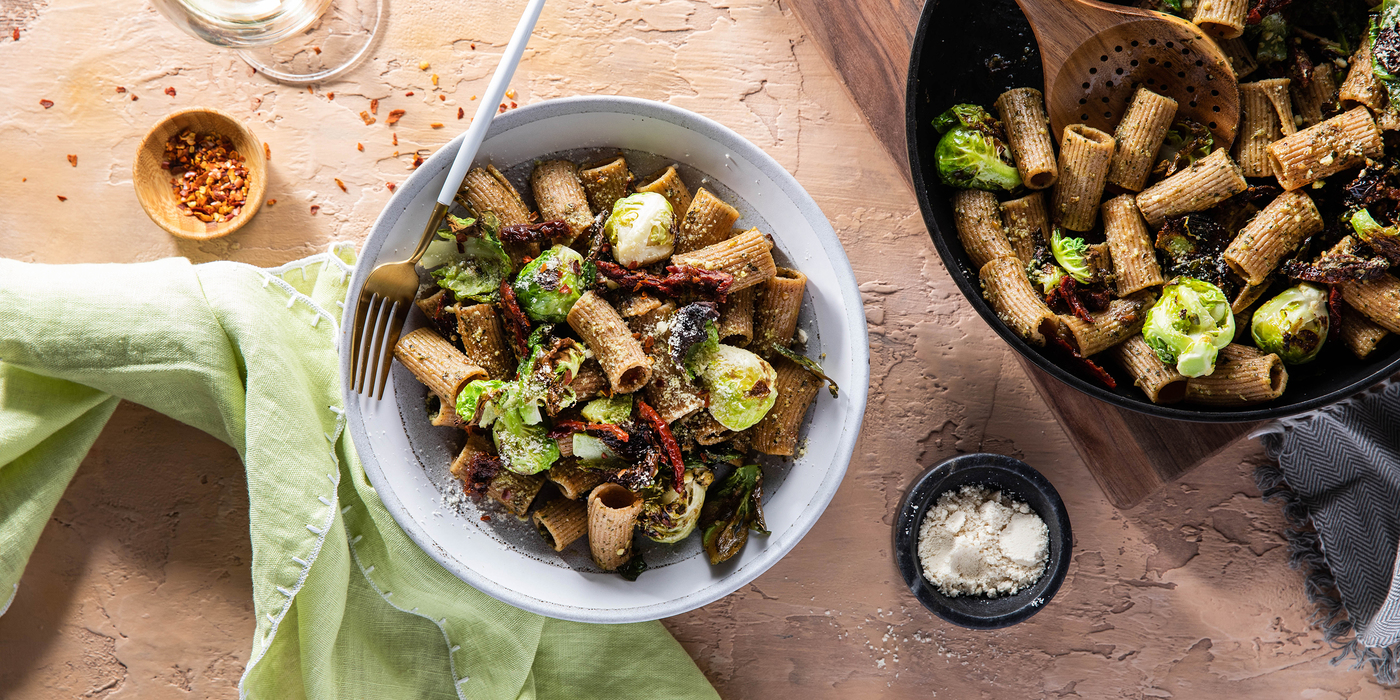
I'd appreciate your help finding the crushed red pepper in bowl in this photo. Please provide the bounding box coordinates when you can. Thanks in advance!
[161,129,250,224]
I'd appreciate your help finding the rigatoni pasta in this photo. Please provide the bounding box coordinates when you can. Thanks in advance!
[456,303,516,380]
[1341,303,1390,359]
[587,484,644,571]
[393,328,486,405]
[718,286,757,346]
[463,164,531,225]
[999,192,1049,263]
[995,87,1059,189]
[567,291,652,394]
[1102,195,1163,296]
[1136,149,1248,226]
[1184,345,1288,405]
[1235,79,1294,177]
[533,498,589,552]
[677,187,741,254]
[954,189,1016,268]
[1267,107,1383,190]
[531,160,593,242]
[1050,124,1115,231]
[1191,0,1248,39]
[1108,336,1187,404]
[752,268,807,355]
[635,164,692,216]
[1339,40,1385,111]
[1107,88,1177,192]
[750,357,822,456]
[1057,298,1148,357]
[980,257,1059,347]
[671,229,777,292]
[1342,273,1400,334]
[1223,190,1324,285]
[1292,63,1337,128]
[578,155,633,215]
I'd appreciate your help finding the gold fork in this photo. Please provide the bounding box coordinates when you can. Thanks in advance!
[349,0,547,399]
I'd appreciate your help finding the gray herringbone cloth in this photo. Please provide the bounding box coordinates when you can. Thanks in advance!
[1255,379,1400,684]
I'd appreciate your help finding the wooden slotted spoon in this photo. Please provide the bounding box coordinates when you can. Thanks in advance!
[1016,0,1240,148]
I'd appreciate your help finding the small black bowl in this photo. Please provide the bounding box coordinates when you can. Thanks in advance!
[893,454,1073,629]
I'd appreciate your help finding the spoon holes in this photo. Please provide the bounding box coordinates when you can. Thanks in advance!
[1164,61,1172,68]
[1090,67,1098,74]
[1178,71,1186,78]
[1116,68,1124,75]
[1115,45,1123,52]
[1182,48,1191,55]
[1212,105,1221,112]
[1148,38,1157,45]
[1196,60,1204,66]
[1131,59,1139,67]
[1131,40,1140,47]
[1101,54,1109,62]
[1083,82,1091,89]
[1147,58,1156,65]
[1146,78,1156,84]
[1187,86,1195,92]
[1101,97,1109,103]
[1166,41,1174,48]
[1082,114,1090,121]
[1189,100,1198,107]
[1103,111,1112,118]
[1106,80,1114,87]
[1211,89,1219,96]
[1209,121,1217,129]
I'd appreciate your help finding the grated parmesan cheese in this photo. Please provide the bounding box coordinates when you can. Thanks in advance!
[916,485,1048,597]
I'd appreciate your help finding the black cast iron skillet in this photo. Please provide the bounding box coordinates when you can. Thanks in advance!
[906,0,1400,422]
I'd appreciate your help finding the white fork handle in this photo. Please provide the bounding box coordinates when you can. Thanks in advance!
[436,0,548,206]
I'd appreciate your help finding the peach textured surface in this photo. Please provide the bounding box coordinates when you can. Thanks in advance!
[0,0,1386,698]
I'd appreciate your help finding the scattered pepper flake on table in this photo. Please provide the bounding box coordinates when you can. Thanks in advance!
[115,86,126,93]
[310,204,320,215]
[162,129,250,223]
[505,89,516,100]
[370,98,378,114]
[67,154,77,167]
[306,86,313,94]
[56,195,67,201]
[39,99,53,109]
[411,153,424,168]
[131,94,138,101]
[335,178,347,192]
[312,46,321,54]
[405,91,414,97]
[457,107,464,119]
[357,142,364,152]
[498,103,506,113]
[510,101,517,109]
[266,199,276,206]
[386,182,396,192]
[470,43,475,50]
[359,111,375,125]
[12,27,18,41]
[164,87,176,97]
[327,92,335,100]
[418,60,430,70]
[391,133,398,146]
[385,109,405,125]
[263,142,271,159]
[430,122,444,128]
[431,74,439,86]
[438,94,445,101]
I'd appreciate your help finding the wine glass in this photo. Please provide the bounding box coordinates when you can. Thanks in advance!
[151,0,383,84]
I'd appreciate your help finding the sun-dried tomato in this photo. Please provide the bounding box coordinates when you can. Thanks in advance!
[499,220,572,244]
[497,278,532,358]
[594,261,734,301]
[1047,334,1117,389]
[638,400,685,492]
[548,420,631,443]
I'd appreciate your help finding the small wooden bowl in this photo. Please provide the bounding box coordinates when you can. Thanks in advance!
[133,107,267,240]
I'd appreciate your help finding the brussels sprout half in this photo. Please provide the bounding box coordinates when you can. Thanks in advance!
[700,345,778,431]
[512,245,589,323]
[492,409,560,475]
[1251,283,1329,364]
[604,192,675,267]
[1142,277,1236,378]
[639,467,716,544]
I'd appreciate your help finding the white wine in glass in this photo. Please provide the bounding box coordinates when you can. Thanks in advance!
[152,0,382,84]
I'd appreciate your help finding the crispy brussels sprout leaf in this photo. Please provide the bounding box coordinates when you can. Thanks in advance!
[1154,120,1215,178]
[1373,2,1400,104]
[492,409,560,475]
[1026,261,1067,295]
[671,302,721,378]
[1251,283,1330,364]
[581,395,634,425]
[605,192,676,267]
[430,235,513,304]
[700,465,769,565]
[1050,230,1093,284]
[770,343,840,398]
[1349,208,1400,265]
[1254,13,1289,63]
[1142,278,1236,377]
[455,379,512,427]
[639,467,715,543]
[934,127,1022,192]
[616,553,648,581]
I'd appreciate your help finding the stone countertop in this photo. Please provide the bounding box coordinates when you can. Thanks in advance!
[0,0,1386,697]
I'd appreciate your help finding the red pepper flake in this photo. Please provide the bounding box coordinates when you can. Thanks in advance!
[263,142,271,160]
[405,91,414,96]
[359,111,375,125]
[480,514,491,522]
[505,89,516,100]
[335,177,347,192]
[498,103,506,113]
[356,142,364,152]
[392,132,398,146]
[386,182,396,192]
[164,86,177,97]
[312,46,322,54]
[266,199,277,206]
[429,122,444,128]
[67,154,77,167]
[327,92,335,100]
[370,98,379,114]
[39,99,53,109]
[306,86,314,94]
[385,109,406,125]
[115,86,126,93]
[310,204,321,215]
[56,195,67,201]
[438,94,446,101]
[411,153,424,168]
[162,129,251,223]
[470,43,476,50]
[510,101,517,109]
[457,107,464,119]
[11,28,18,41]
[131,94,139,101]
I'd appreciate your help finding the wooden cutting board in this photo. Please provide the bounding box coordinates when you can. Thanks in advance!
[785,0,1256,509]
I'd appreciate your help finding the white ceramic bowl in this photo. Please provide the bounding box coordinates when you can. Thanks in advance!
[339,96,868,623]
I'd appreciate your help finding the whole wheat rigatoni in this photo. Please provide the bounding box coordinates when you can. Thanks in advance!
[752,268,807,356]
[1108,336,1187,404]
[676,187,741,254]
[750,357,822,456]
[671,228,777,292]
[1050,124,1115,231]
[1184,345,1288,406]
[718,286,757,346]
[999,191,1049,263]
[635,164,692,215]
[980,256,1060,347]
[1223,190,1324,285]
[1136,149,1247,226]
[567,291,652,394]
[954,189,1015,268]
[530,160,592,242]
[456,303,516,380]
[1267,107,1383,191]
[995,87,1059,189]
[1107,88,1177,192]
[463,164,531,225]
[1101,195,1163,296]
[1191,0,1248,39]
[533,498,589,552]
[1291,63,1337,128]
[587,484,644,571]
[1057,297,1148,357]
[1339,40,1385,111]
[1235,79,1295,177]
[578,155,633,215]
[1342,273,1400,334]
[393,327,486,406]
[1341,303,1390,359]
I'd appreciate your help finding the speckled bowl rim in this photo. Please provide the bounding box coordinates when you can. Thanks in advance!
[893,454,1073,629]
[340,95,870,623]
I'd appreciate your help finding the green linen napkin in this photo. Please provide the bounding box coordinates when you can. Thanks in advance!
[0,244,718,700]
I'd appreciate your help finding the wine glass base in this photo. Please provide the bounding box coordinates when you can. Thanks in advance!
[238,0,384,84]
